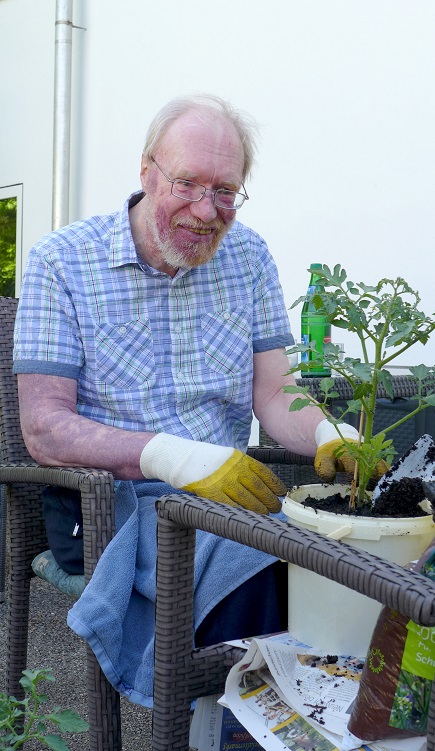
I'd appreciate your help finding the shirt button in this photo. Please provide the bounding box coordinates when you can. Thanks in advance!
[223,312,231,320]
[119,326,127,335]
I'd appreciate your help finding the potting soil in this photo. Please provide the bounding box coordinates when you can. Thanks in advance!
[343,542,435,747]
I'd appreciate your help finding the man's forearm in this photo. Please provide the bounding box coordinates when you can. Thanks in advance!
[252,349,324,456]
[255,390,324,457]
[18,373,155,479]
[26,411,155,479]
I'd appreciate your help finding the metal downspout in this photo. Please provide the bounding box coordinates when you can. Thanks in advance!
[52,0,73,230]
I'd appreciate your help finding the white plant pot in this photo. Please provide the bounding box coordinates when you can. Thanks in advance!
[282,484,435,659]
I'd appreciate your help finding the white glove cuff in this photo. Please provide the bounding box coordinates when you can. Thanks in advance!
[139,433,233,487]
[315,419,360,447]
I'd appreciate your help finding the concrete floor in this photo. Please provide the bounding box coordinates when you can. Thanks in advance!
[0,577,154,751]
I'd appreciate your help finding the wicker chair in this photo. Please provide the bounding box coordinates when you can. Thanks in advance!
[0,295,317,750]
[0,484,6,603]
[153,494,435,751]
[0,297,121,751]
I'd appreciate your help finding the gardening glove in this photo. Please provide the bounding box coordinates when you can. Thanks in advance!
[139,433,286,514]
[314,419,389,483]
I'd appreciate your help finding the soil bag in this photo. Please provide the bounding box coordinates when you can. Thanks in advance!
[342,541,435,750]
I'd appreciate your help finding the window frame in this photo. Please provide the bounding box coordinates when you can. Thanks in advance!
[0,184,23,297]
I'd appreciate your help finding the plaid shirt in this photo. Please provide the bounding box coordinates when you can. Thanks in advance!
[13,193,293,450]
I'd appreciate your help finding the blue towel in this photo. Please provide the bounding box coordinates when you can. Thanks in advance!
[67,480,279,707]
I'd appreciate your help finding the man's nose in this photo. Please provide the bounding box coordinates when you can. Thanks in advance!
[189,191,218,222]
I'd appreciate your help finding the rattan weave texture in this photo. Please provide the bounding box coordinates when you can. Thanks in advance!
[154,494,435,751]
[0,297,121,751]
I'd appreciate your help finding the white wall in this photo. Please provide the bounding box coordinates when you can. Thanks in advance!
[1,0,55,254]
[2,0,435,364]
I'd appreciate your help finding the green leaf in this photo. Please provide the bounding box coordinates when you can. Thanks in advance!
[288,397,312,412]
[42,734,71,751]
[409,364,431,381]
[327,390,340,399]
[283,384,311,395]
[285,343,310,354]
[46,709,89,733]
[353,362,374,381]
[332,263,347,283]
[7,732,26,744]
[377,369,394,399]
[318,377,336,392]
[423,395,435,406]
[20,669,55,691]
[288,295,307,310]
[353,383,372,400]
[385,322,416,347]
[329,318,350,330]
[344,399,364,414]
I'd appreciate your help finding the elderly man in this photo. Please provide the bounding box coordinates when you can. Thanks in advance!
[13,94,360,706]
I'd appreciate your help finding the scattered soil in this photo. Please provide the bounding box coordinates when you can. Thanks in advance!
[302,477,429,518]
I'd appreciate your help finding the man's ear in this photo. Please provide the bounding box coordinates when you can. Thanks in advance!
[140,155,148,190]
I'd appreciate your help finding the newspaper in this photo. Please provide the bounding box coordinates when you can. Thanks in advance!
[190,694,264,751]
[215,631,427,751]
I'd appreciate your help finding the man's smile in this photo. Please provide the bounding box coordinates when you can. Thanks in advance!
[173,222,219,240]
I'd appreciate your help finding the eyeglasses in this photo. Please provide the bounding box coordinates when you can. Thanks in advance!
[150,156,249,210]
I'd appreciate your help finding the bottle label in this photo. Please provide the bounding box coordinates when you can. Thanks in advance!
[301,334,331,348]
[300,333,331,373]
[301,334,309,364]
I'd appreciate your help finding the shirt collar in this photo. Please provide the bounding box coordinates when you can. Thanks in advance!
[109,191,144,268]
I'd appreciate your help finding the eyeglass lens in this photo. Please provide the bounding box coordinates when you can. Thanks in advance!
[172,180,244,209]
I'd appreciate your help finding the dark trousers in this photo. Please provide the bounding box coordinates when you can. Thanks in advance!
[195,561,288,647]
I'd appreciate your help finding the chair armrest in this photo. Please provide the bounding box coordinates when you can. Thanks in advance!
[0,462,115,581]
[156,493,435,626]
[247,446,315,465]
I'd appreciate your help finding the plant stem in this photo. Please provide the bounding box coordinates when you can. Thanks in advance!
[350,409,365,510]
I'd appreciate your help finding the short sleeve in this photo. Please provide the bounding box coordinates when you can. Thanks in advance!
[242,228,294,352]
[13,234,84,378]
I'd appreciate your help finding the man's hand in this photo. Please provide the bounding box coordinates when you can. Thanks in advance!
[139,434,286,514]
[314,420,388,482]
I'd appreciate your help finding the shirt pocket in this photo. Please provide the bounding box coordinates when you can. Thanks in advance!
[201,306,252,375]
[94,318,155,389]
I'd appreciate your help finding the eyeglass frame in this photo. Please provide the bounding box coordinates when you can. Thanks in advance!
[149,156,249,210]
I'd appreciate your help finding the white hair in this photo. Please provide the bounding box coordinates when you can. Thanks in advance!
[143,94,259,181]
